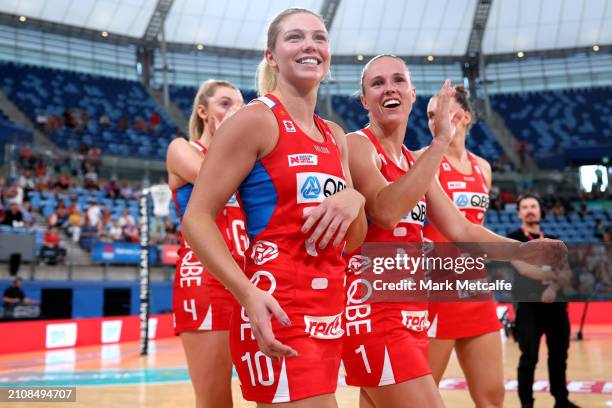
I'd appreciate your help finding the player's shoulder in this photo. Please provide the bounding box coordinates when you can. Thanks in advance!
[470,152,491,172]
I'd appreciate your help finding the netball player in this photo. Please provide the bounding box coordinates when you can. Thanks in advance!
[182,8,367,407]
[342,55,567,408]
[423,86,505,407]
[167,79,247,408]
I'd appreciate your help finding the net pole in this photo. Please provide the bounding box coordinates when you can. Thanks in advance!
[139,188,151,356]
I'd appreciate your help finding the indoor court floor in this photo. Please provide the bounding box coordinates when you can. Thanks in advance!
[0,324,610,407]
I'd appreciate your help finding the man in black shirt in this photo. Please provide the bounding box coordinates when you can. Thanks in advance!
[508,194,578,408]
[2,277,37,312]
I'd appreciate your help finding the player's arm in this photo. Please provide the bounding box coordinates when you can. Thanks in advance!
[166,138,204,188]
[324,121,367,252]
[182,104,296,358]
[427,180,567,267]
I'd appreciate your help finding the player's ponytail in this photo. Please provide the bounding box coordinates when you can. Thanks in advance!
[256,59,277,97]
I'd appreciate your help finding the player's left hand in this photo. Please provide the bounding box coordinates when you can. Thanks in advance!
[301,187,365,249]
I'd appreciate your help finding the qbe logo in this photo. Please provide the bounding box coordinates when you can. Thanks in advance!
[288,154,318,167]
[296,172,346,204]
[400,200,427,226]
[453,192,489,210]
[250,240,279,265]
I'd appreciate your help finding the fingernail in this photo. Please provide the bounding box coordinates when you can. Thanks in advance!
[282,317,291,326]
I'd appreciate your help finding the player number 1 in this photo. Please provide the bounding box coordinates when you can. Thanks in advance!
[355,344,372,374]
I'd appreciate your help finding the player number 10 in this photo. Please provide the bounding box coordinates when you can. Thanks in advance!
[241,351,275,386]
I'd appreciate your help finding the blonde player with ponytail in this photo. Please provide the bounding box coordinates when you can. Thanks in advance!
[167,79,247,408]
[183,7,367,406]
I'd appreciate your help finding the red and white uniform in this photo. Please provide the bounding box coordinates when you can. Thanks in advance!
[231,94,348,403]
[172,140,248,334]
[423,153,502,339]
[342,128,431,387]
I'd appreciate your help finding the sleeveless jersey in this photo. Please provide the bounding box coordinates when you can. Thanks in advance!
[172,140,248,264]
[423,152,501,339]
[231,94,349,403]
[422,153,489,241]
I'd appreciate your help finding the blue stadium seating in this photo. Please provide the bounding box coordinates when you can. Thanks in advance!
[0,62,177,160]
[490,87,612,168]
[332,95,503,160]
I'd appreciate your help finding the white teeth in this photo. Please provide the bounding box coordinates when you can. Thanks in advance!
[383,99,400,107]
[299,58,318,65]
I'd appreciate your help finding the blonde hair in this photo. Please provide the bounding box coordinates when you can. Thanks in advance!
[360,54,410,96]
[256,8,325,96]
[188,79,238,141]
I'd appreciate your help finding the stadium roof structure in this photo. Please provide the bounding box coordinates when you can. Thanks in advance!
[0,0,610,61]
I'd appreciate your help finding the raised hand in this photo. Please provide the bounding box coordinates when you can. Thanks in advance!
[431,80,456,145]
[301,188,365,250]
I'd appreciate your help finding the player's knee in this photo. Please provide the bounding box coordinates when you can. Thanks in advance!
[473,384,505,408]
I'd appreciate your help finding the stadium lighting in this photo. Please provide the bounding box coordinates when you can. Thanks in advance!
[517,51,524,58]
[196,44,204,50]
[427,55,434,62]
[101,31,109,38]
[18,16,27,23]
[356,54,364,61]
[593,45,600,52]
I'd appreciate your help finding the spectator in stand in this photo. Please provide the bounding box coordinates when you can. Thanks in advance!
[117,116,129,131]
[99,113,111,129]
[133,116,148,133]
[118,208,135,227]
[18,170,36,197]
[149,111,160,133]
[106,179,120,199]
[100,205,112,226]
[67,207,84,242]
[79,111,89,132]
[83,165,98,190]
[119,181,134,200]
[54,174,71,192]
[35,111,47,131]
[0,177,6,205]
[2,202,24,227]
[594,219,607,241]
[47,114,60,131]
[551,201,566,217]
[86,199,101,228]
[88,145,101,170]
[578,203,590,220]
[122,218,139,243]
[20,202,33,228]
[6,181,24,206]
[0,203,5,224]
[109,220,123,241]
[164,217,178,244]
[18,146,35,170]
[41,226,66,265]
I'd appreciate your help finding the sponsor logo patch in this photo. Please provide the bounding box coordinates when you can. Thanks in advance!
[304,313,344,339]
[250,241,279,265]
[401,310,430,332]
[399,200,427,226]
[442,163,451,171]
[453,192,489,211]
[283,120,296,133]
[296,172,346,204]
[447,181,466,190]
[225,193,240,208]
[288,154,318,167]
[347,255,372,275]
